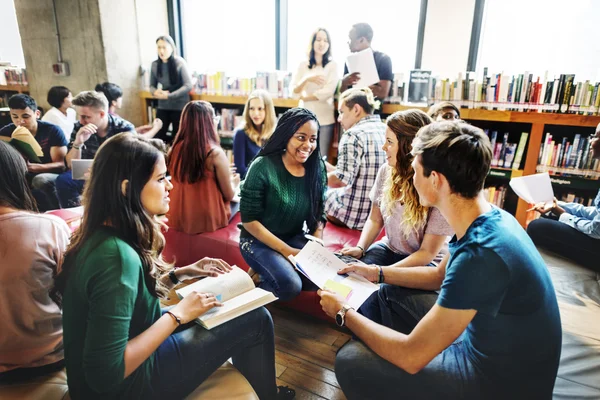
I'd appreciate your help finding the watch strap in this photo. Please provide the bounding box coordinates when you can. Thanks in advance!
[168,269,180,285]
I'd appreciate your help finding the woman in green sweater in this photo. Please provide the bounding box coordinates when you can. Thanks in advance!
[52,133,293,400]
[240,108,326,301]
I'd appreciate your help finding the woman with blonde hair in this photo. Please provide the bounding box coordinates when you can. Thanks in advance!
[233,90,277,178]
[339,109,453,271]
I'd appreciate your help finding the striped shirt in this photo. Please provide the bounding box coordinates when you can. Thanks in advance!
[325,115,386,229]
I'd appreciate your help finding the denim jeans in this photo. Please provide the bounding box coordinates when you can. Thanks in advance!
[361,241,409,266]
[239,233,318,301]
[527,216,600,272]
[142,307,277,400]
[337,285,482,399]
[55,171,85,208]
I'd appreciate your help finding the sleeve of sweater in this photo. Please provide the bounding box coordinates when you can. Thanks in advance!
[313,61,340,101]
[167,57,193,100]
[240,156,268,223]
[233,129,248,178]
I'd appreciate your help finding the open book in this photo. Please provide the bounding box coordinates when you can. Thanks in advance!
[0,126,43,163]
[176,266,277,329]
[290,241,379,309]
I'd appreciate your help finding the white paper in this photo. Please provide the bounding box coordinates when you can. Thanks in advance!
[345,48,380,89]
[509,172,554,204]
[291,241,379,309]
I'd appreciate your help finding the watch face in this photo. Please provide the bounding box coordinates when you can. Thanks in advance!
[336,312,344,327]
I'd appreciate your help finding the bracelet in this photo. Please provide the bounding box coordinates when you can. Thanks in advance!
[168,269,180,285]
[356,245,365,257]
[165,310,181,325]
[72,143,85,150]
[378,266,384,284]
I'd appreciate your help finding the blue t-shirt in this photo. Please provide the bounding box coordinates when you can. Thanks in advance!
[0,121,67,164]
[233,128,261,179]
[438,207,561,398]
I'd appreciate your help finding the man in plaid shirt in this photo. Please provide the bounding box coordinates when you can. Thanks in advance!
[325,88,386,230]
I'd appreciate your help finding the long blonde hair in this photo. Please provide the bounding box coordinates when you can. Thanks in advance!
[242,90,276,145]
[382,110,432,237]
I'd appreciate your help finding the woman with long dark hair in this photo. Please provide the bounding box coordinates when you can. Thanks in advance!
[239,108,326,302]
[150,35,192,144]
[291,28,338,157]
[167,101,239,234]
[52,133,293,399]
[0,141,70,382]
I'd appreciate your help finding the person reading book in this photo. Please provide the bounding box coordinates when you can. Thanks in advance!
[338,110,453,282]
[427,101,461,121]
[55,90,135,208]
[41,86,76,140]
[51,133,294,400]
[167,101,240,234]
[527,123,600,272]
[0,141,70,383]
[324,87,386,230]
[239,108,325,302]
[0,94,68,210]
[291,28,339,157]
[319,121,561,399]
[233,90,276,179]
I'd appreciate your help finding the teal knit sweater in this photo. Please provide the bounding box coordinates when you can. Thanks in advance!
[240,155,324,240]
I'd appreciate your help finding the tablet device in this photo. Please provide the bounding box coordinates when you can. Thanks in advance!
[71,159,93,180]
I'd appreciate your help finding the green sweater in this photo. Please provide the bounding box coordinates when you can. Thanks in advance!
[240,155,324,239]
[62,227,161,399]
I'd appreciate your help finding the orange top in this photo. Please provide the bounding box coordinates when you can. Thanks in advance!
[167,145,231,234]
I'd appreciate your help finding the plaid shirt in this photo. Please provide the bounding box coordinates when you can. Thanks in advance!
[325,115,386,229]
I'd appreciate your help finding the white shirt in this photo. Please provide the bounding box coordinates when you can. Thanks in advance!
[42,107,76,140]
[291,60,339,125]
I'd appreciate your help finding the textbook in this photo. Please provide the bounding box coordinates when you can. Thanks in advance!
[0,126,42,163]
[290,241,379,309]
[176,266,277,330]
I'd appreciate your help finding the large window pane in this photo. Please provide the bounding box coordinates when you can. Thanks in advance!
[287,0,421,78]
[180,0,275,75]
[0,0,25,67]
[478,0,600,80]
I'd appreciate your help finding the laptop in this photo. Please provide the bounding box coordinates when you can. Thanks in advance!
[71,159,94,180]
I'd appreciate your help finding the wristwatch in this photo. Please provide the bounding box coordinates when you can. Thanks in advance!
[336,304,354,327]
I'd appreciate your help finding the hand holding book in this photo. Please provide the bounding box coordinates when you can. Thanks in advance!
[171,291,224,325]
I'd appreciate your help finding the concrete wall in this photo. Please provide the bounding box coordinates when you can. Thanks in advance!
[13,0,168,126]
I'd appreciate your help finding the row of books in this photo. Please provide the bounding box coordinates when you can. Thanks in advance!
[559,192,597,207]
[193,71,293,99]
[536,133,600,178]
[0,66,28,86]
[219,108,242,134]
[483,185,507,209]
[484,130,529,170]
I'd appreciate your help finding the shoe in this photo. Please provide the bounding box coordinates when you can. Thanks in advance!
[276,385,295,399]
[247,267,261,285]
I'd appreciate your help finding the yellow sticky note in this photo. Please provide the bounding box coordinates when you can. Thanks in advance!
[323,279,353,299]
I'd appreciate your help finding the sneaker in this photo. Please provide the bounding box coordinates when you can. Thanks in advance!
[247,267,261,285]
[276,385,295,399]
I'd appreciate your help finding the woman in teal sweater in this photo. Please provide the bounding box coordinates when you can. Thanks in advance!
[240,108,326,301]
[52,133,293,399]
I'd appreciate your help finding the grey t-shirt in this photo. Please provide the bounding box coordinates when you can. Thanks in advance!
[150,55,192,111]
[370,164,453,263]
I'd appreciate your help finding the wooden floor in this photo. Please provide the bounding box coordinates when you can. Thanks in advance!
[268,305,350,400]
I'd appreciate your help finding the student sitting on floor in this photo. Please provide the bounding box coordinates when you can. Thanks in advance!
[0,141,70,383]
[55,90,135,208]
[427,101,461,121]
[52,133,294,400]
[339,110,453,271]
[41,86,76,141]
[233,90,276,179]
[527,122,600,272]
[320,121,562,399]
[167,100,240,234]
[0,94,68,211]
[239,108,325,302]
[324,87,386,230]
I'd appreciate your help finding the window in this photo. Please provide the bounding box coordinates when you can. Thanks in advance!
[180,0,276,75]
[286,0,421,77]
[0,0,25,67]
[477,0,600,80]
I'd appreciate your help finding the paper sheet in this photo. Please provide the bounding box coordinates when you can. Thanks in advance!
[345,48,380,88]
[509,172,554,204]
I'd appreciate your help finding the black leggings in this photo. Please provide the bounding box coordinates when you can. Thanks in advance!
[155,108,182,144]
[527,217,600,272]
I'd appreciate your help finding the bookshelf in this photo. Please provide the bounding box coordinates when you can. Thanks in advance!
[140,91,600,227]
[0,84,29,93]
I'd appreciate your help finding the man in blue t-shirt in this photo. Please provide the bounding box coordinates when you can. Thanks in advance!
[319,121,562,399]
[0,94,68,210]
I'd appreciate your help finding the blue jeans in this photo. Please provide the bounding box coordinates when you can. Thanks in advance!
[240,233,318,301]
[55,171,85,208]
[361,241,409,266]
[336,285,482,399]
[142,307,277,399]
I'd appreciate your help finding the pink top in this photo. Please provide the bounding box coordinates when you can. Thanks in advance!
[0,211,70,372]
